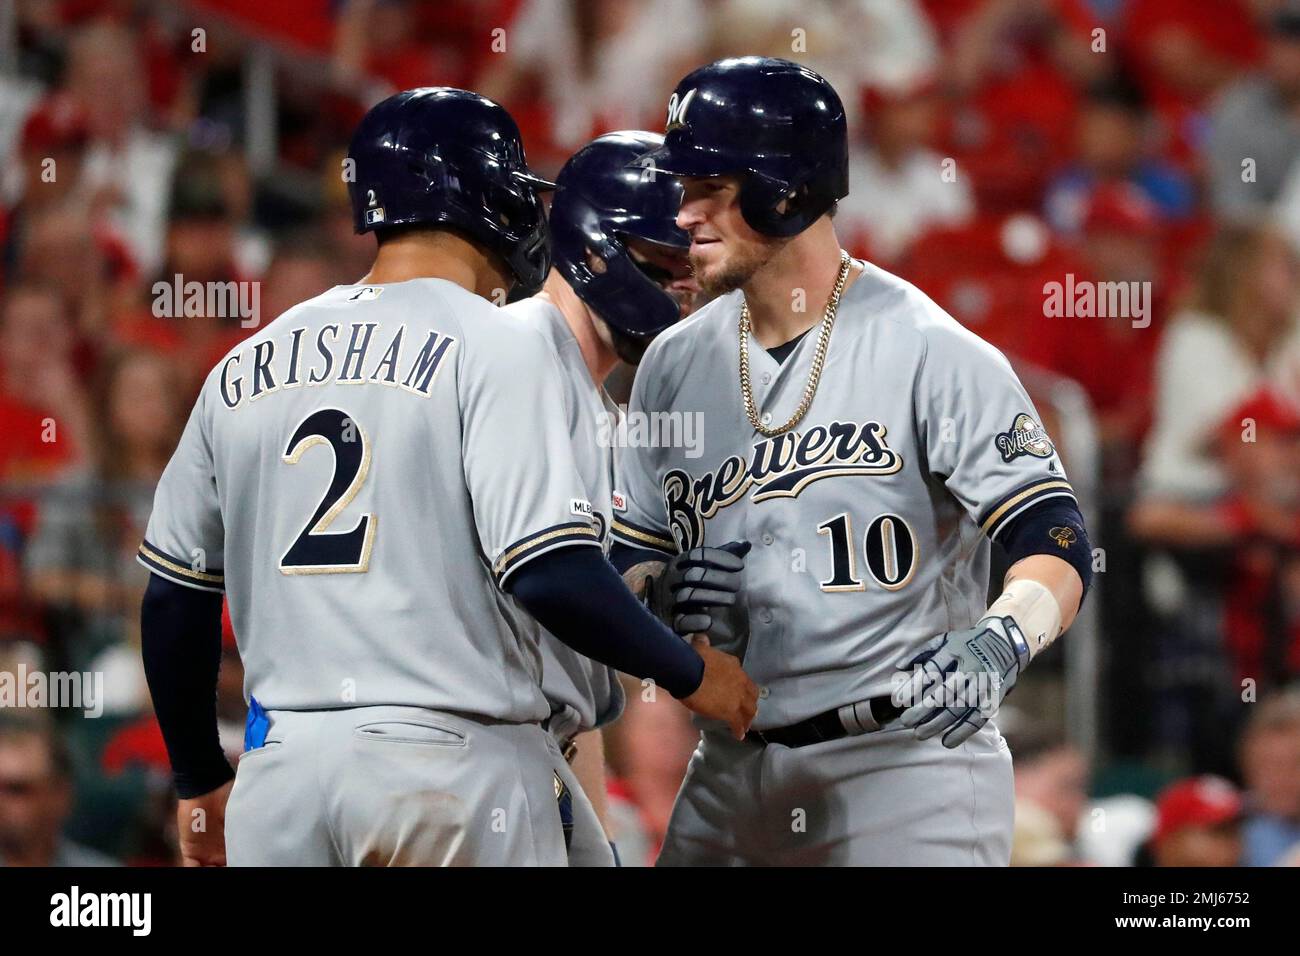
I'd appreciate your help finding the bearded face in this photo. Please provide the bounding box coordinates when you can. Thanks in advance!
[675,175,787,298]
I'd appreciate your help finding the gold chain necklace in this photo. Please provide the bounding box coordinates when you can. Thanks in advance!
[739,250,852,438]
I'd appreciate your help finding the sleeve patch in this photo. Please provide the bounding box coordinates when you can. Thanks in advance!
[994,413,1055,462]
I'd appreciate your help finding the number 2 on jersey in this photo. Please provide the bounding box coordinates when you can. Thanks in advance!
[279,408,376,574]
[816,512,917,593]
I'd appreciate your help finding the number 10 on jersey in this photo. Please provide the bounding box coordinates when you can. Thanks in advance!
[816,512,917,592]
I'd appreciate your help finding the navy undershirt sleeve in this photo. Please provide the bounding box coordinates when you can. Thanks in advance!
[997,498,1093,599]
[140,573,235,799]
[509,546,705,699]
[609,541,670,574]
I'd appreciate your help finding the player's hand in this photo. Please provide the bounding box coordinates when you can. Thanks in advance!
[892,616,1029,749]
[176,778,234,867]
[681,635,759,740]
[648,541,751,635]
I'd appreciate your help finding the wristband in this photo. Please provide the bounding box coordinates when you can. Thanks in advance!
[984,578,1062,662]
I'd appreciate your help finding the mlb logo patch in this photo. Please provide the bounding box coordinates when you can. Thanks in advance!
[365,207,386,226]
[570,498,593,518]
[611,491,627,513]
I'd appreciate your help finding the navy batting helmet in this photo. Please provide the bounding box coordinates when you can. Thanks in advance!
[550,131,689,340]
[347,87,556,292]
[641,57,848,238]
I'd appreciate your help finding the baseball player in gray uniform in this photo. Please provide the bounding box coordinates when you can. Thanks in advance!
[610,59,1093,865]
[504,131,704,865]
[137,89,756,867]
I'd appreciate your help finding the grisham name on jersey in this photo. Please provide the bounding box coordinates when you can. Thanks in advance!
[217,321,456,410]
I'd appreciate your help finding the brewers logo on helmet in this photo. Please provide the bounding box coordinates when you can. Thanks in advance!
[639,56,849,238]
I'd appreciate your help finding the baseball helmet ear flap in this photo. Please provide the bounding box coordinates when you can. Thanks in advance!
[739,166,847,238]
[550,131,689,339]
[552,193,684,339]
[357,146,454,231]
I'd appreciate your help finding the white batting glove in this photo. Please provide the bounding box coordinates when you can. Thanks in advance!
[893,615,1030,749]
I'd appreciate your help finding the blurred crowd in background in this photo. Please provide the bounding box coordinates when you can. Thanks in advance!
[2,0,1300,867]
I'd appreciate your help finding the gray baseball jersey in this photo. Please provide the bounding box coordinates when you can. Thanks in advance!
[504,297,625,743]
[612,259,1075,731]
[138,279,601,722]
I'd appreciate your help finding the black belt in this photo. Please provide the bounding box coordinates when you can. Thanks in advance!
[745,695,904,748]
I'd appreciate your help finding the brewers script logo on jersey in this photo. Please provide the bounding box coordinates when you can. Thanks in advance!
[663,419,902,550]
[994,413,1054,463]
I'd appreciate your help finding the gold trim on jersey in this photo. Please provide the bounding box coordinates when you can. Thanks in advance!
[611,518,675,552]
[750,460,905,503]
[494,523,600,578]
[979,480,1075,537]
[138,542,225,585]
